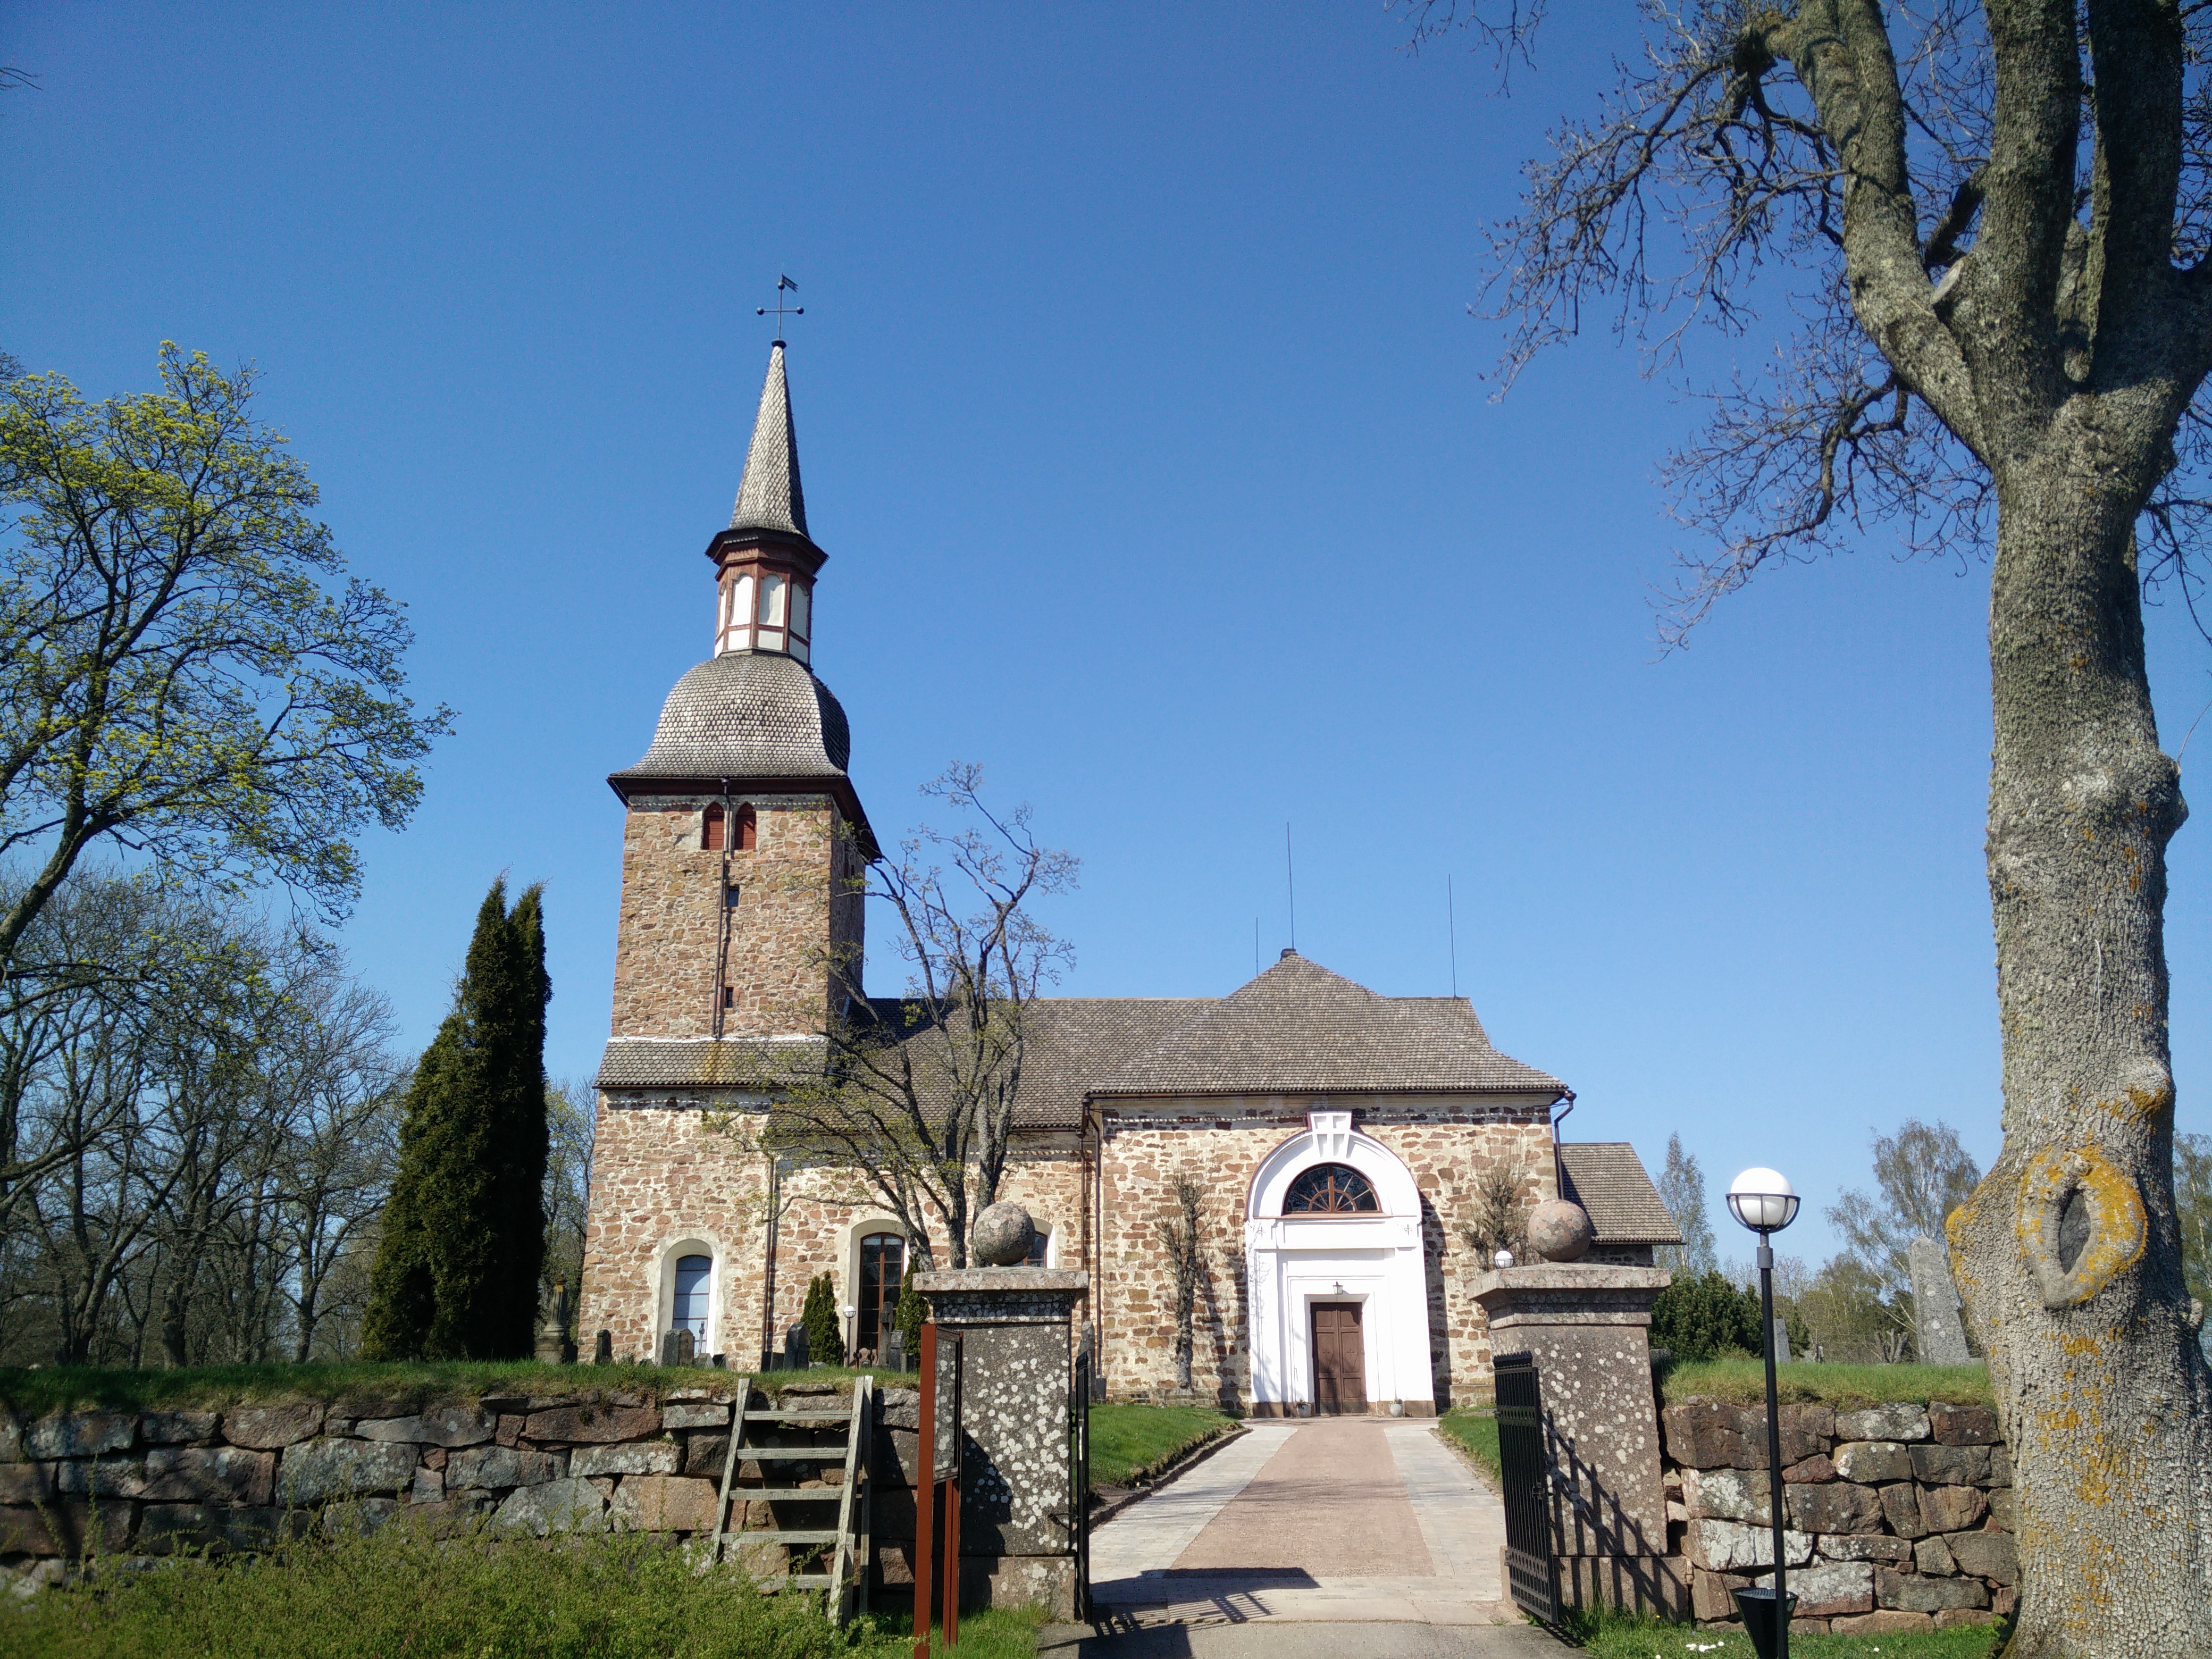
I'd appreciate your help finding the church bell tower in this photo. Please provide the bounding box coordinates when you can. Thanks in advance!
[600,340,874,1060]
[578,337,876,1361]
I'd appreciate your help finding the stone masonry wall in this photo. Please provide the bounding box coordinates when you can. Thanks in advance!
[579,1102,770,1362]
[1663,1397,2016,1636]
[1099,1102,1552,1408]
[0,1380,883,1589]
[610,793,851,1042]
[581,1099,1088,1368]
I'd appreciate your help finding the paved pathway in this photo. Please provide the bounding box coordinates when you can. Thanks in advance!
[1088,1420,1516,1629]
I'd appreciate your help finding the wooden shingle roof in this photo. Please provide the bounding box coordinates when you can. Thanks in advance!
[1557,1142,1683,1246]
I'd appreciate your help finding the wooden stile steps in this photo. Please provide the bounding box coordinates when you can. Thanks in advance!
[708,1376,873,1623]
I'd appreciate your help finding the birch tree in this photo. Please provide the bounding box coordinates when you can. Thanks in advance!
[1412,2,2212,1646]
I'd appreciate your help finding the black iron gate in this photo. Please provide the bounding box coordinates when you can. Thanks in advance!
[1069,1329,1093,1620]
[1495,1352,1560,1624]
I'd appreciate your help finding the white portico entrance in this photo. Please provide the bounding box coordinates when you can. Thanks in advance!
[1244,1110,1436,1416]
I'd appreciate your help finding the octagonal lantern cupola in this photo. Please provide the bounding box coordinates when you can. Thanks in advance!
[709,341,824,665]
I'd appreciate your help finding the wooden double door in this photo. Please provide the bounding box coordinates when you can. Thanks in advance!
[1309,1301,1367,1414]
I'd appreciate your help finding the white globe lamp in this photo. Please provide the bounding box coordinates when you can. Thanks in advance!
[1726,1167,1801,1235]
[1727,1166,1800,1658]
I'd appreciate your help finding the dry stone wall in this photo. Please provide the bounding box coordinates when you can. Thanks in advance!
[1663,1396,2016,1636]
[0,1380,891,1589]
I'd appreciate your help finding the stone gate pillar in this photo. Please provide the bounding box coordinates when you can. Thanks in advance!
[909,1267,1088,1616]
[1472,1264,1687,1615]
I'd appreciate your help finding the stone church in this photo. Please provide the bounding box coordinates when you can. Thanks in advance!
[577,344,1679,1413]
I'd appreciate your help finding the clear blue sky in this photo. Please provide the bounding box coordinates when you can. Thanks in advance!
[8,3,2207,1268]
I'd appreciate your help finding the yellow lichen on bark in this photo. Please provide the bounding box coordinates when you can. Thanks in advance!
[2016,1145,2148,1308]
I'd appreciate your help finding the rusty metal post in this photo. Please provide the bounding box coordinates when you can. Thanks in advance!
[943,1333,964,1647]
[911,1321,937,1659]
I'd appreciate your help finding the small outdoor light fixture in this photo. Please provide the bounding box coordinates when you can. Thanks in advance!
[840,1303,858,1361]
[1728,1167,1801,1659]
[1492,1248,1514,1269]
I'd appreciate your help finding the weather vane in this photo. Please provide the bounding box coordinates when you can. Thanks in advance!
[757,274,803,340]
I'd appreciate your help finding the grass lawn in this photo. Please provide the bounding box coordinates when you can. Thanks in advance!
[0,1513,1045,1659]
[1572,1606,2001,1659]
[1437,1411,1501,1485]
[1659,1360,1993,1409]
[1087,1402,1234,1487]
[0,1361,907,1418]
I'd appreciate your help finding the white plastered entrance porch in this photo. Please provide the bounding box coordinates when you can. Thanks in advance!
[1244,1110,1435,1416]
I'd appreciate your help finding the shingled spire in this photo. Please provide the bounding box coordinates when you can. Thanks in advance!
[730,342,807,539]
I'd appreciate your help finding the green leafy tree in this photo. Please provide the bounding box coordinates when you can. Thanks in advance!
[1650,1269,1763,1362]
[894,1277,927,1363]
[0,346,450,981]
[2178,1133,2212,1358]
[1798,1255,1915,1365]
[1653,1133,1718,1276]
[361,879,548,1360]
[1825,1119,1983,1304]
[801,1272,845,1367]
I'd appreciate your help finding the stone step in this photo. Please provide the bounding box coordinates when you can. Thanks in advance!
[734,1529,840,1545]
[734,1446,848,1460]
[747,1409,852,1422]
[727,1487,842,1501]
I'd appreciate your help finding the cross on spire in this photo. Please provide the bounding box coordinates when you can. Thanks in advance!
[756,274,803,342]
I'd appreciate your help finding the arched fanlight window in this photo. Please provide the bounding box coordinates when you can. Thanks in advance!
[672,1254,711,1342]
[735,803,757,851]
[1284,1163,1379,1216]
[702,803,725,852]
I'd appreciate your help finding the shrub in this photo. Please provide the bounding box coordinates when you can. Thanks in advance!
[1651,1269,1763,1361]
[894,1278,926,1361]
[802,1273,846,1367]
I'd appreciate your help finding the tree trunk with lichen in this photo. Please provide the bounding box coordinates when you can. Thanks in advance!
[1947,428,2212,1655]
[1435,0,2212,1636]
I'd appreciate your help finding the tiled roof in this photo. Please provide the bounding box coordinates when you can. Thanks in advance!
[596,1036,824,1092]
[730,342,808,539]
[594,956,1568,1123]
[1006,998,1214,1128]
[1557,1142,1683,1246]
[1085,952,1566,1099]
[609,650,851,786]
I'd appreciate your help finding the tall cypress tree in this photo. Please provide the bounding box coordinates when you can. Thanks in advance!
[362,878,550,1360]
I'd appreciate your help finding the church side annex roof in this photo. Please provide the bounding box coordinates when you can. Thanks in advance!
[1083,951,1568,1102]
[593,953,1564,1117]
[1557,1142,1683,1247]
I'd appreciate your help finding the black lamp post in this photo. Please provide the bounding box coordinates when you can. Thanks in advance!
[1726,1166,1802,1659]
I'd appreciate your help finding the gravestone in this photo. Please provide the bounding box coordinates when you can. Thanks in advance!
[1772,1314,1793,1364]
[1910,1235,1972,1363]
[909,1264,1087,1616]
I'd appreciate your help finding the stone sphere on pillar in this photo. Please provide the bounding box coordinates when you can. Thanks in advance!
[1527,1198,1597,1263]
[971,1202,1037,1267]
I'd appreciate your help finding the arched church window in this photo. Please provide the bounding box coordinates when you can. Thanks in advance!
[672,1254,711,1342]
[1284,1163,1379,1215]
[703,803,725,851]
[858,1232,905,1357]
[735,804,757,851]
